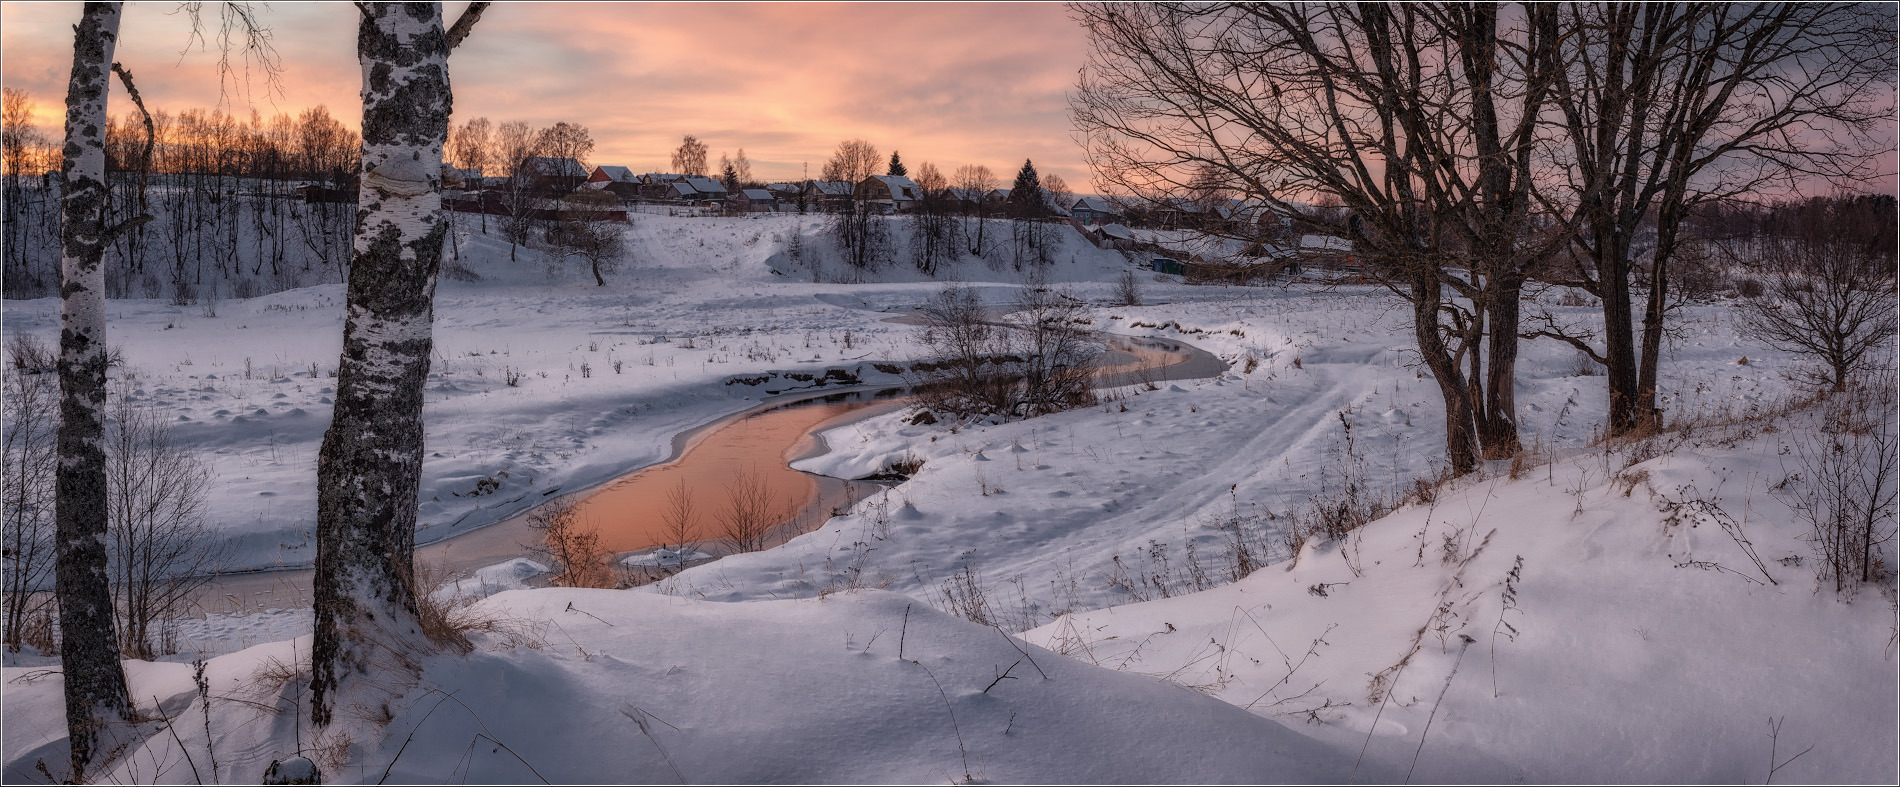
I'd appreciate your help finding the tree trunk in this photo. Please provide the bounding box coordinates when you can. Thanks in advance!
[54,3,135,778]
[1479,274,1525,458]
[310,1,452,727]
[1412,270,1479,475]
[1596,226,1641,434]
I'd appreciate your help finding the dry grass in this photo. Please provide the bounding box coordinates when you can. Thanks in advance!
[412,562,547,655]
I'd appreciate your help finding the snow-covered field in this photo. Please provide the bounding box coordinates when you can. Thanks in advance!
[4,214,1893,783]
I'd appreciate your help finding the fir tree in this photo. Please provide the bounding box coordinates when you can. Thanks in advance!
[888,151,907,177]
[723,162,739,193]
[1009,159,1043,218]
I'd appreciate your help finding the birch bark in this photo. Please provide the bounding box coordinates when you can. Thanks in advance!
[54,2,134,777]
[310,1,453,726]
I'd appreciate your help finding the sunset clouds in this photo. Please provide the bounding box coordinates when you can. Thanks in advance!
[0,2,1095,183]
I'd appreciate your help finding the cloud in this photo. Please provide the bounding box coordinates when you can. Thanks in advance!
[3,2,1097,183]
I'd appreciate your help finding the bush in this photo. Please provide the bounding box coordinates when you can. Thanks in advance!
[523,499,609,588]
[907,283,1100,421]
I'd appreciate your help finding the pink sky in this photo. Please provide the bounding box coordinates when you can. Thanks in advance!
[0,2,1094,183]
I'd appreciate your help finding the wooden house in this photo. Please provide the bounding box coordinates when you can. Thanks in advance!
[1070,195,1124,226]
[858,175,924,213]
[804,180,855,212]
[730,188,779,213]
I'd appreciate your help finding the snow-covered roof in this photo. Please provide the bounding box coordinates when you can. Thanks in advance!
[1071,195,1118,214]
[1098,223,1135,240]
[683,175,726,195]
[591,165,637,183]
[741,189,775,201]
[668,181,701,196]
[808,180,854,196]
[1300,234,1352,251]
[866,175,923,201]
[765,182,799,193]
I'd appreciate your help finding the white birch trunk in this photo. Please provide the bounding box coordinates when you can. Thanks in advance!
[310,2,453,728]
[54,2,134,778]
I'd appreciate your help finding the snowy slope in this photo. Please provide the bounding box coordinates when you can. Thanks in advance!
[1016,419,1898,783]
[4,590,1340,784]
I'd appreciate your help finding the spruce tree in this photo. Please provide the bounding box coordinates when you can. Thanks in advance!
[888,151,907,177]
[1009,159,1043,218]
[723,162,739,193]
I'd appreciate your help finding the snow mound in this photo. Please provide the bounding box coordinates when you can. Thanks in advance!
[7,590,1340,784]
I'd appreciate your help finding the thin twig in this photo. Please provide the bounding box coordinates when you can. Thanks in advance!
[899,603,911,660]
[152,695,203,785]
[993,625,1047,679]
[982,660,1021,694]
[1405,635,1475,784]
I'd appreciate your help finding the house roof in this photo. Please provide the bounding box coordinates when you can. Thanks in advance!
[520,156,587,178]
[682,175,726,194]
[865,175,923,201]
[1098,223,1135,240]
[668,181,701,196]
[741,189,775,201]
[591,165,637,182]
[808,180,855,196]
[765,182,799,193]
[1072,195,1117,214]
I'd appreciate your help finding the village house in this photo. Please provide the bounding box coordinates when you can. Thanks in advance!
[857,174,924,213]
[585,165,643,202]
[804,180,855,212]
[729,188,779,213]
[1069,195,1124,225]
[517,156,588,196]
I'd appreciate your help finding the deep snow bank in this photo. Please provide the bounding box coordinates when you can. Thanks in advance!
[4,590,1340,784]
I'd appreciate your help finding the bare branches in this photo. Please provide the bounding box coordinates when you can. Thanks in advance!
[445,2,491,52]
[177,2,284,107]
[106,63,154,238]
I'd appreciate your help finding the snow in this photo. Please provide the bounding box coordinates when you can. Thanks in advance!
[3,211,1893,783]
[4,591,1338,784]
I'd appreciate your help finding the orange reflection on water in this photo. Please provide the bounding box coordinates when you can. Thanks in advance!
[569,396,886,553]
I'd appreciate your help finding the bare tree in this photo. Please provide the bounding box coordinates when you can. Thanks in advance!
[671,134,708,176]
[1072,3,1565,472]
[311,0,486,728]
[909,283,1101,421]
[821,138,881,187]
[952,163,997,257]
[719,466,793,554]
[537,120,593,170]
[493,119,543,262]
[3,336,57,654]
[1777,385,1899,595]
[549,190,625,286]
[523,499,608,588]
[1738,211,1896,393]
[658,478,699,571]
[1530,3,1897,434]
[449,116,492,233]
[828,199,893,274]
[732,147,754,187]
[104,386,219,660]
[54,3,139,772]
[909,161,955,275]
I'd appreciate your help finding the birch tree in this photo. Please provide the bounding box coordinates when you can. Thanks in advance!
[310,0,486,728]
[54,3,140,776]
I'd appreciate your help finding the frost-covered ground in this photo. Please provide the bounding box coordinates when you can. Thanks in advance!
[4,214,1893,783]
